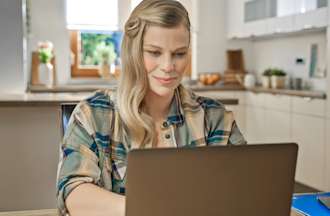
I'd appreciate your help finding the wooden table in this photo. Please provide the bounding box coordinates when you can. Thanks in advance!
[0,209,303,216]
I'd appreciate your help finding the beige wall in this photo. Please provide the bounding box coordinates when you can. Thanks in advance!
[0,106,62,211]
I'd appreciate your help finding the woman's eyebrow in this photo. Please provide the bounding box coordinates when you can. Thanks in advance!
[144,44,189,52]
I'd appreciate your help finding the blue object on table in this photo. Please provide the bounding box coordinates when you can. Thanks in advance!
[292,192,330,215]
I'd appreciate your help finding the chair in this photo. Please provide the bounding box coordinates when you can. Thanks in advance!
[57,103,77,183]
[60,103,77,136]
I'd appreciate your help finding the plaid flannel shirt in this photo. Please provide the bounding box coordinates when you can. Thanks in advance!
[56,84,246,215]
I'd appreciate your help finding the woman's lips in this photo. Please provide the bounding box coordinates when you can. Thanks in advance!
[153,76,177,84]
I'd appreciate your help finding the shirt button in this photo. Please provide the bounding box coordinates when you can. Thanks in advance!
[162,121,169,128]
[165,134,171,139]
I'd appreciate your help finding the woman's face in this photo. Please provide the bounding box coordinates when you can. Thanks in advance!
[143,24,190,97]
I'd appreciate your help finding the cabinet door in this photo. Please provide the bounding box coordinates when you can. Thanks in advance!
[326,119,330,191]
[264,94,291,112]
[245,106,266,143]
[292,96,326,117]
[267,15,294,34]
[226,0,245,38]
[264,109,291,143]
[292,114,326,191]
[243,19,268,37]
[294,7,328,31]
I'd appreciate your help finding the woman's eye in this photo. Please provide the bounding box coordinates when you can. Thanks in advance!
[174,52,187,58]
[147,50,161,57]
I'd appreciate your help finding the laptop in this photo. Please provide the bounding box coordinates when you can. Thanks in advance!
[125,143,298,216]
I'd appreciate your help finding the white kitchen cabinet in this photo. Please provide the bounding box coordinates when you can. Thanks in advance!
[245,92,266,107]
[264,109,291,143]
[292,96,326,117]
[264,94,291,112]
[266,15,294,34]
[226,0,328,38]
[326,119,330,191]
[294,7,328,31]
[226,0,245,39]
[243,19,269,37]
[276,0,297,17]
[244,91,328,190]
[245,106,266,143]
[292,113,326,191]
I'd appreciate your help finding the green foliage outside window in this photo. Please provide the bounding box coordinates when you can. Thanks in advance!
[80,32,119,66]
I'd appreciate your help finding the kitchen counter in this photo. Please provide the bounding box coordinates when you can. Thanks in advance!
[28,84,326,99]
[0,92,239,106]
[246,86,326,99]
[0,92,92,106]
[1,83,326,106]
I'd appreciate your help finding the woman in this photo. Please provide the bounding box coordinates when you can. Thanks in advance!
[56,0,246,215]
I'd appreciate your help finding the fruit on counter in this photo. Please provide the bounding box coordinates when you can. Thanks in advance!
[198,73,221,85]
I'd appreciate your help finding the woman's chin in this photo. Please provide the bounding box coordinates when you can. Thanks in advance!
[149,85,176,97]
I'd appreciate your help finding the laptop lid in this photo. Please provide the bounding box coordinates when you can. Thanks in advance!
[126,143,298,216]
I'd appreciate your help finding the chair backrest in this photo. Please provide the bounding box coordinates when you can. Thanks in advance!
[57,103,77,182]
[60,103,77,136]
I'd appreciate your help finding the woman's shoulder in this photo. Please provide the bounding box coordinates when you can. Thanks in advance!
[75,89,117,112]
[195,95,226,110]
[84,89,117,109]
[178,85,226,112]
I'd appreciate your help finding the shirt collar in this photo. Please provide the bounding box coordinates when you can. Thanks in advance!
[166,85,202,126]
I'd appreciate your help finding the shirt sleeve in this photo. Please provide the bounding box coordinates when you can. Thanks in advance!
[56,102,101,216]
[204,102,247,145]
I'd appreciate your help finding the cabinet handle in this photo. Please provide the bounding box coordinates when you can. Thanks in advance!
[303,25,315,30]
[303,97,312,101]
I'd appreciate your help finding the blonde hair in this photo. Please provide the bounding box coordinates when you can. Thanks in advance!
[117,0,190,149]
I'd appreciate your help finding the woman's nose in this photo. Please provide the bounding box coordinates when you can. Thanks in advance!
[161,56,175,73]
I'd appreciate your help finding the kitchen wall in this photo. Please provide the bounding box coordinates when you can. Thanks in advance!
[28,0,71,85]
[0,0,26,93]
[252,31,327,91]
[27,0,192,84]
[195,0,254,78]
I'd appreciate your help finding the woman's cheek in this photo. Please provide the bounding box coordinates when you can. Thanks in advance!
[177,59,188,75]
[144,56,158,73]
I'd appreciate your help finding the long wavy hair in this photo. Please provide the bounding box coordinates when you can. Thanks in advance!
[117,0,191,149]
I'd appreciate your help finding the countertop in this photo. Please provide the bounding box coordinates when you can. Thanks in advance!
[28,83,326,99]
[0,92,238,106]
[0,209,302,216]
[0,83,326,106]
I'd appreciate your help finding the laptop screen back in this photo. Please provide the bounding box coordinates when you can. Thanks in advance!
[126,143,298,216]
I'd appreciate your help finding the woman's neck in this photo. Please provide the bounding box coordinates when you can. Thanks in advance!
[144,90,174,122]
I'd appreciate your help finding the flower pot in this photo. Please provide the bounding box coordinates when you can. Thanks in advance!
[38,62,54,88]
[271,75,286,89]
[261,76,271,88]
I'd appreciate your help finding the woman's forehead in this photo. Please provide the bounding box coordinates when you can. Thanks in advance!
[143,24,189,49]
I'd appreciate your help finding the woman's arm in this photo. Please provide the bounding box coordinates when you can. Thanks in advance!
[66,183,125,216]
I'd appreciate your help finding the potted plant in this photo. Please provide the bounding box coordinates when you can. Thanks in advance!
[38,41,54,88]
[270,68,286,89]
[261,68,272,88]
[95,42,117,79]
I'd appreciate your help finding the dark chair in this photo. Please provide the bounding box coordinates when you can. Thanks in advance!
[60,103,77,136]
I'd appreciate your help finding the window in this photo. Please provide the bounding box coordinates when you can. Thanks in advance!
[66,0,191,78]
[66,0,121,77]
